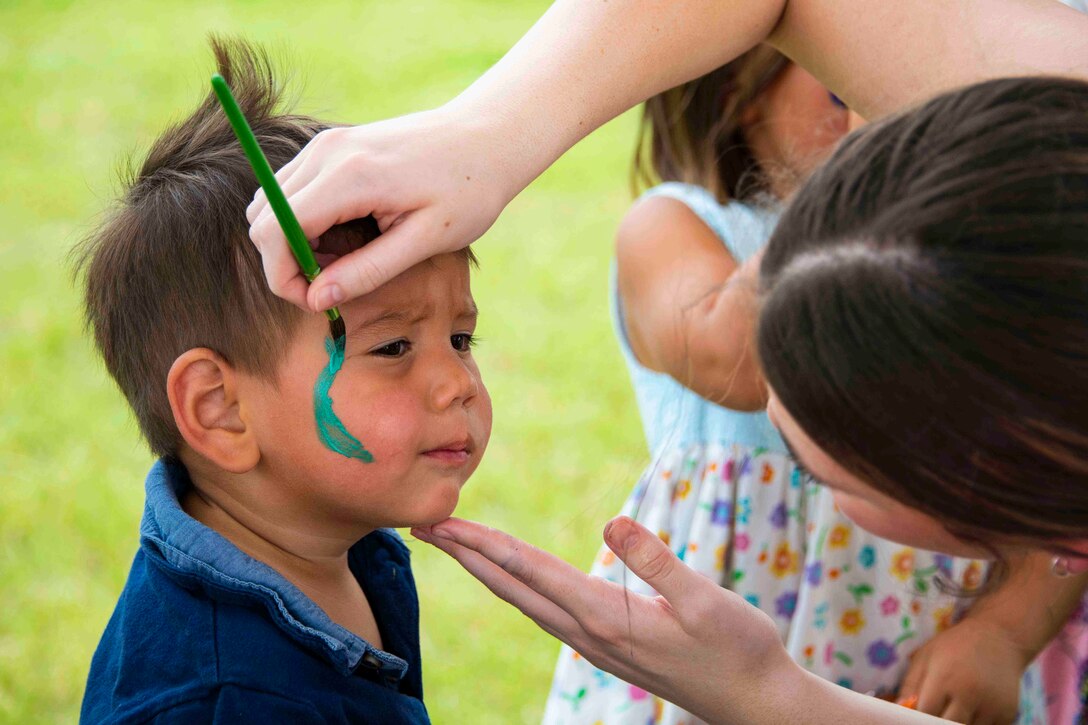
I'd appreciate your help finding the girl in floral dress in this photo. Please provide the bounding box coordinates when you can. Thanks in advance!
[542,47,1082,725]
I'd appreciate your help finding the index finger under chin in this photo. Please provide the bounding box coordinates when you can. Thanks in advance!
[424,518,617,624]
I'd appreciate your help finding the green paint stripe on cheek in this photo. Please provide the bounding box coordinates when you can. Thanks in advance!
[313,335,374,462]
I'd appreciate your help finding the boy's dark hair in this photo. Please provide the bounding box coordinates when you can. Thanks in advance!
[75,38,382,458]
[758,76,1088,552]
[632,45,788,202]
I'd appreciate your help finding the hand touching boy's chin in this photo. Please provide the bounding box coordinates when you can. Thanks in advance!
[187,252,493,536]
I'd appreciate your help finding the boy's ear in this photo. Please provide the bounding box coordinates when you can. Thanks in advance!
[167,348,259,474]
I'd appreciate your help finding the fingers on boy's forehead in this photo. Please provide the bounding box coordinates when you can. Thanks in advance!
[257,235,310,306]
[246,188,268,223]
[320,217,443,299]
[271,154,319,201]
[272,152,304,184]
[315,216,382,257]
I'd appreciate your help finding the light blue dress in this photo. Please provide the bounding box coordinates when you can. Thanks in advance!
[615,183,784,458]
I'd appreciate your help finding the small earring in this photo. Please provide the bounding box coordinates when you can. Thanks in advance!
[1052,556,1072,578]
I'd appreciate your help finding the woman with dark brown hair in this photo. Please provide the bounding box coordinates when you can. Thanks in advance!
[545,50,1079,722]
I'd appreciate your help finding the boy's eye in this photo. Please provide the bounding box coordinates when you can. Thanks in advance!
[451,333,476,352]
[372,340,410,357]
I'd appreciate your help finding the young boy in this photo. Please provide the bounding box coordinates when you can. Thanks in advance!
[78,40,491,724]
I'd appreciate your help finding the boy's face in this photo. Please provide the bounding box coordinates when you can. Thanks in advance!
[240,252,492,531]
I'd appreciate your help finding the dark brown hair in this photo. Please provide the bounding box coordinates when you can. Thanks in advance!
[758,76,1088,550]
[75,38,382,458]
[632,46,788,202]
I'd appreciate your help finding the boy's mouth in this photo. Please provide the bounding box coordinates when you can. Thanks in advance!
[421,438,472,465]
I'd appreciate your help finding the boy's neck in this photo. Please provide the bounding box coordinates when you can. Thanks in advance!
[178,457,385,648]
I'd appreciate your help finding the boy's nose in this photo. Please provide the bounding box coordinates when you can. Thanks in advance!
[427,352,480,411]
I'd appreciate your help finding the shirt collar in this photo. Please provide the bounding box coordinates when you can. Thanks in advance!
[138,457,409,679]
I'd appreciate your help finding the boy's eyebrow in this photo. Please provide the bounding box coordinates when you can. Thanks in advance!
[346,299,478,336]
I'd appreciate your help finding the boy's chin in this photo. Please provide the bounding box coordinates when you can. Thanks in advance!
[396,482,463,529]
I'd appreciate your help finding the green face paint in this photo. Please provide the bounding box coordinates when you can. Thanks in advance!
[313,335,374,462]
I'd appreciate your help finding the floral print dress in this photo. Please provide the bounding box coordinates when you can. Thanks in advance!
[541,183,1050,725]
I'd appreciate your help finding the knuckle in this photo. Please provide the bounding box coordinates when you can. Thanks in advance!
[251,217,274,245]
[267,268,290,297]
[683,594,720,630]
[497,544,534,586]
[311,126,344,150]
[345,151,369,173]
[582,613,619,646]
[265,274,285,297]
[636,545,674,584]
[347,255,385,295]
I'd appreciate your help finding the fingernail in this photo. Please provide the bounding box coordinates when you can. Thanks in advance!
[316,284,344,311]
[605,517,637,552]
[410,527,432,542]
[430,526,454,541]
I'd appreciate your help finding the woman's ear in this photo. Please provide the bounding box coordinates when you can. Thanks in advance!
[1056,541,1088,575]
[167,349,259,474]
[848,110,867,132]
[739,98,762,128]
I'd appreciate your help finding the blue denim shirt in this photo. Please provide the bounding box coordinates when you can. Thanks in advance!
[81,459,429,724]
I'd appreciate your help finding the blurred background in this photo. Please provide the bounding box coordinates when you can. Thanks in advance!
[0,1,648,722]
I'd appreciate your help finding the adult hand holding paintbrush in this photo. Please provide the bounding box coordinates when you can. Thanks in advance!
[211,73,381,340]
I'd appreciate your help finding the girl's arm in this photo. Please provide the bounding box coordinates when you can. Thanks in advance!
[616,197,765,410]
[248,0,1088,309]
[899,552,1088,720]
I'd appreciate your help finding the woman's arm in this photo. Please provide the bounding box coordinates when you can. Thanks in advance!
[770,0,1088,119]
[248,0,1088,309]
[412,516,944,724]
[617,197,766,410]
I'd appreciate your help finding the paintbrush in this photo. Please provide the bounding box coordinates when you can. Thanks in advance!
[210,73,346,341]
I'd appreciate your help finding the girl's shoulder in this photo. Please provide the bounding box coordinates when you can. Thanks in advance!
[636,182,779,263]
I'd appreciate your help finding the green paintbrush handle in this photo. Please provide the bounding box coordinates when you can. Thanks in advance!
[210,73,340,322]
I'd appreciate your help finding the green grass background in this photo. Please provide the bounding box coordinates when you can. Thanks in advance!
[0,1,650,722]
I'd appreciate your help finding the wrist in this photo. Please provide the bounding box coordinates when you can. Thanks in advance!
[959,614,1039,668]
[441,89,565,204]
[722,645,811,725]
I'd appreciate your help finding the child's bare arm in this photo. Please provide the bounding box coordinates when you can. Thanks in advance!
[616,197,766,410]
[899,552,1088,722]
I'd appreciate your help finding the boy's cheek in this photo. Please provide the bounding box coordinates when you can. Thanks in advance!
[475,385,494,450]
[344,389,423,448]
